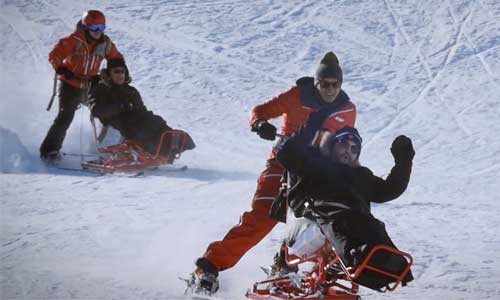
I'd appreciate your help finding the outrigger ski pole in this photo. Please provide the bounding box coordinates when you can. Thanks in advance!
[89,116,109,144]
[46,72,58,111]
[83,76,108,145]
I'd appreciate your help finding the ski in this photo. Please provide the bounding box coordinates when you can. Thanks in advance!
[81,163,188,175]
[160,164,188,172]
[46,160,187,176]
[44,160,105,175]
[61,151,101,158]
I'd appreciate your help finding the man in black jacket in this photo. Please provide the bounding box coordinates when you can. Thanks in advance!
[272,110,415,289]
[89,59,194,159]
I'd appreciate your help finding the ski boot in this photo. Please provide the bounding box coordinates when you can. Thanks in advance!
[40,150,61,162]
[193,268,219,294]
[183,258,219,295]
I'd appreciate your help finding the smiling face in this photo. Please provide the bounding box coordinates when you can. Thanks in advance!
[317,78,341,103]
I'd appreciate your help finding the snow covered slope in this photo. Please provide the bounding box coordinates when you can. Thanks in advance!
[1,1,500,299]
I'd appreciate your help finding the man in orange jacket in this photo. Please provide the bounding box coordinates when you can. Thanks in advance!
[40,10,124,160]
[192,52,357,294]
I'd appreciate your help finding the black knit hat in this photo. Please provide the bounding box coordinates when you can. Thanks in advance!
[105,58,131,83]
[316,52,343,82]
[107,58,127,70]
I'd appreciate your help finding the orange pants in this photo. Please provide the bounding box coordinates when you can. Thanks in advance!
[203,161,284,271]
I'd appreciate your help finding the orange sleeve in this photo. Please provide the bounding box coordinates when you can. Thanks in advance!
[48,36,76,70]
[106,41,124,60]
[249,86,299,127]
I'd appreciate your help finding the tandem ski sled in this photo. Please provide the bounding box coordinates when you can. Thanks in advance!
[79,129,193,173]
[245,234,413,300]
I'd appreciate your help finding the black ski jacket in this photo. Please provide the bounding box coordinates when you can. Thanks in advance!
[89,77,171,150]
[271,111,415,289]
[271,112,412,222]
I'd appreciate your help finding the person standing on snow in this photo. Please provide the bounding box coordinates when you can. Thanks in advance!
[191,52,357,294]
[89,59,195,159]
[270,110,415,290]
[40,10,124,161]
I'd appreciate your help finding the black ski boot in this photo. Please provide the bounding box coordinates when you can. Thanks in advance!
[40,150,61,162]
[190,257,219,295]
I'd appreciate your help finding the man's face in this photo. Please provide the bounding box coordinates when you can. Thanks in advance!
[317,78,341,103]
[109,67,126,85]
[331,138,360,166]
[86,23,105,40]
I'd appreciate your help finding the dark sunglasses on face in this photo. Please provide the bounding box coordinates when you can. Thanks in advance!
[335,137,361,155]
[111,68,126,74]
[87,23,106,32]
[319,80,341,89]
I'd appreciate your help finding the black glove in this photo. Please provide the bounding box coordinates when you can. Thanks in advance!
[305,109,330,130]
[56,66,74,79]
[252,120,277,141]
[391,135,415,164]
[276,138,304,171]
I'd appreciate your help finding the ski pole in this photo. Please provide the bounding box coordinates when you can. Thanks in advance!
[46,72,58,111]
[96,124,109,144]
[83,76,108,144]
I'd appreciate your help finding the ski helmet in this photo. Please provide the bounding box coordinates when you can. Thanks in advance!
[82,10,106,28]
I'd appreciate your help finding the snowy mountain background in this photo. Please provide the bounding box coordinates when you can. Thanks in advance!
[1,1,500,299]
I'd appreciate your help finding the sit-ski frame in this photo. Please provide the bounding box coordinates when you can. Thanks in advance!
[81,130,189,173]
[246,241,413,300]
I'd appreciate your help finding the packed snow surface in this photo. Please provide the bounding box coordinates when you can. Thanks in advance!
[1,1,500,299]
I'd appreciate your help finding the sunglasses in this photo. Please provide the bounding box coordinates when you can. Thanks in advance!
[87,23,106,32]
[318,80,341,89]
[110,68,126,74]
[335,137,361,155]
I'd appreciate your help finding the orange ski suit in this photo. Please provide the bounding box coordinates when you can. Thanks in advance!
[48,24,123,89]
[202,77,356,271]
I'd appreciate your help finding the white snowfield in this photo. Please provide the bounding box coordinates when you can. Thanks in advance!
[1,1,499,299]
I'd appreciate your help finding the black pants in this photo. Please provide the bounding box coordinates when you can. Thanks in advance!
[40,82,86,156]
[319,210,414,290]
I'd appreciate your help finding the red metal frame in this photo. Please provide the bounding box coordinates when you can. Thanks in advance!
[339,244,413,292]
[81,130,189,173]
[246,242,413,300]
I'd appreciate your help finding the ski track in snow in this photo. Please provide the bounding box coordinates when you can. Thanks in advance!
[2,1,500,300]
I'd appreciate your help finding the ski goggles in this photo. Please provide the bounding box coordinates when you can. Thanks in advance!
[87,23,106,32]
